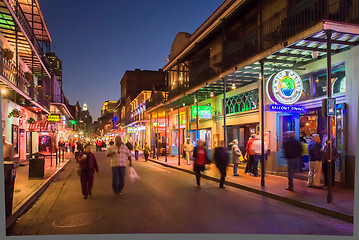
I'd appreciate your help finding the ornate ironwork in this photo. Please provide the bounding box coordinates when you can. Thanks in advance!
[225,89,259,115]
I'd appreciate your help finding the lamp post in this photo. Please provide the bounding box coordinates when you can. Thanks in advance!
[260,60,265,187]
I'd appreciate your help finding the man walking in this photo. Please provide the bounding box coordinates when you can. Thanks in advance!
[214,141,228,188]
[283,131,302,191]
[183,138,194,165]
[307,134,323,189]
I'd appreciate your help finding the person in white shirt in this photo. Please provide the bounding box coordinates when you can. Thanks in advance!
[3,135,14,162]
[183,138,194,165]
[106,136,132,196]
[250,135,268,177]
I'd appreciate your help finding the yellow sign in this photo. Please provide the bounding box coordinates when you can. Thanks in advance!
[47,114,61,122]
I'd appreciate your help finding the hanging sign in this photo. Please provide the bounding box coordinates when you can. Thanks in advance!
[266,70,303,105]
[47,114,61,122]
[327,98,336,116]
[267,104,306,113]
[191,106,212,119]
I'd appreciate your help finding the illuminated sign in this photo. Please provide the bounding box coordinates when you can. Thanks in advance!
[127,126,146,133]
[266,70,303,105]
[267,104,306,113]
[47,114,61,122]
[191,106,211,119]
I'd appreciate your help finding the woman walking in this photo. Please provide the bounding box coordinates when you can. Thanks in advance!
[143,142,151,162]
[192,140,209,189]
[77,143,99,199]
[134,141,140,160]
[107,136,132,196]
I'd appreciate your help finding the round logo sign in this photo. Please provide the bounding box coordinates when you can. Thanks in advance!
[266,70,303,105]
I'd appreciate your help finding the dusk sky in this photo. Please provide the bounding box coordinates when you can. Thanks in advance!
[38,0,223,120]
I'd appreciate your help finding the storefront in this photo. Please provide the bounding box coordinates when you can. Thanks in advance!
[1,98,39,162]
[265,61,348,183]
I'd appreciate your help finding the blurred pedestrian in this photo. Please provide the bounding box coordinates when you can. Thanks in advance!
[143,142,151,162]
[106,136,132,196]
[283,131,302,191]
[134,141,139,160]
[214,140,228,189]
[126,140,133,152]
[307,134,323,189]
[183,138,194,165]
[2,135,14,162]
[231,139,241,176]
[77,143,99,199]
[77,141,84,153]
[192,140,209,189]
[250,135,268,177]
[323,136,339,187]
[245,134,256,175]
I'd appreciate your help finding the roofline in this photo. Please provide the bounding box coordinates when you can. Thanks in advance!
[163,0,244,70]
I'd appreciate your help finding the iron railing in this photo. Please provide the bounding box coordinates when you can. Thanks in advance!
[167,0,359,101]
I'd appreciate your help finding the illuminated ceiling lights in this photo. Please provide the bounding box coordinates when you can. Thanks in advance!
[232,72,236,90]
[210,92,214,97]
[1,89,6,94]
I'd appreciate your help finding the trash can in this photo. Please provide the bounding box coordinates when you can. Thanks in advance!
[4,161,16,219]
[29,153,45,179]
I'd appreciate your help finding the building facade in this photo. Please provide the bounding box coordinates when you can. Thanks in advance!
[147,0,359,187]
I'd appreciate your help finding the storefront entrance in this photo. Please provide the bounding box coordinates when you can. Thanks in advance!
[276,113,299,168]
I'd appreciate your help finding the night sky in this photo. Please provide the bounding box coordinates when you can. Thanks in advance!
[38,0,223,120]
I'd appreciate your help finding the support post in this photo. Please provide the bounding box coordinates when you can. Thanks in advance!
[260,60,265,187]
[156,108,159,160]
[223,78,227,148]
[178,100,181,165]
[165,105,167,162]
[196,94,199,141]
[326,30,333,204]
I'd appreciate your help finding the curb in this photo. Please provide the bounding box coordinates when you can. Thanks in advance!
[148,158,353,224]
[6,159,71,230]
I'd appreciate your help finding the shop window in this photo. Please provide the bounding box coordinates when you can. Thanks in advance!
[225,89,259,115]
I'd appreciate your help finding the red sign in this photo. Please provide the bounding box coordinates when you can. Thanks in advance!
[29,121,52,132]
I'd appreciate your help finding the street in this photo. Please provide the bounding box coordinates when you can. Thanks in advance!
[7,152,353,235]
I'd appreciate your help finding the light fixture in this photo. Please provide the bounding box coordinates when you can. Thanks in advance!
[232,72,236,90]
[210,92,214,97]
[232,82,236,90]
[1,89,6,94]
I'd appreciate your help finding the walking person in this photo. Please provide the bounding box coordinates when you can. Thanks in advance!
[250,135,268,177]
[134,141,139,160]
[183,138,194,165]
[283,131,302,191]
[214,141,228,189]
[192,140,209,189]
[143,142,151,162]
[76,143,99,199]
[106,136,132,197]
[2,135,15,162]
[307,134,323,189]
[322,136,339,187]
[231,139,241,176]
[245,134,256,175]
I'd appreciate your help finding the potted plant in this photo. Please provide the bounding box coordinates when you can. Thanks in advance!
[1,47,14,60]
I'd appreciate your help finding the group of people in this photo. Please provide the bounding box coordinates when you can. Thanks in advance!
[58,140,82,153]
[282,128,339,191]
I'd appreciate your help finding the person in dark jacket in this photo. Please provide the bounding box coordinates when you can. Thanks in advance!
[192,140,209,189]
[307,134,323,189]
[77,143,99,199]
[323,136,339,187]
[125,140,133,151]
[214,141,228,189]
[283,131,302,191]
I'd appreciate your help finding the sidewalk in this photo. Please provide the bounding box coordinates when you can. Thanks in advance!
[146,154,354,223]
[6,152,72,229]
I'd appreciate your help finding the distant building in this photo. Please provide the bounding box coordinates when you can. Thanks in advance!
[81,103,93,139]
[101,100,117,117]
[46,52,63,88]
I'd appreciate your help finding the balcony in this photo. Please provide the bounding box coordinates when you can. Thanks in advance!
[0,53,49,110]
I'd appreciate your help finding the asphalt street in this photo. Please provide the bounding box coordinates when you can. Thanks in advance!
[7,152,353,235]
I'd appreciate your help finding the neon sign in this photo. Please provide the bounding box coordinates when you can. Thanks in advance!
[266,70,303,105]
[267,104,306,113]
[191,106,211,119]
